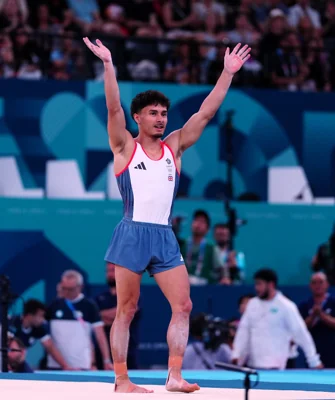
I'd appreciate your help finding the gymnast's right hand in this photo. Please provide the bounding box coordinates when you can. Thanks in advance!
[83,37,112,63]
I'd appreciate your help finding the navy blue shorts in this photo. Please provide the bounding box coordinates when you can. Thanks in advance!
[104,218,185,276]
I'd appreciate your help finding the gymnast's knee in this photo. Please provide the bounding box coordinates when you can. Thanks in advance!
[116,301,137,323]
[172,298,193,315]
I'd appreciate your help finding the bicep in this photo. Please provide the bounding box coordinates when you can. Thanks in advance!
[107,109,133,153]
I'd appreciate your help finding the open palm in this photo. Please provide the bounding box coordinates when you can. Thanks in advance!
[83,37,112,63]
[224,43,251,75]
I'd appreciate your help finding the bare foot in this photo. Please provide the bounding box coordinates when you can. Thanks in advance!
[115,376,154,393]
[166,369,200,393]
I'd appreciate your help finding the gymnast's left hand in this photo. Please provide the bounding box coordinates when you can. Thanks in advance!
[224,43,251,75]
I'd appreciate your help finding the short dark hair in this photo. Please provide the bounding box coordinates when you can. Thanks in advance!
[130,90,170,119]
[8,336,25,350]
[23,299,46,316]
[193,209,211,228]
[238,294,254,306]
[253,268,278,287]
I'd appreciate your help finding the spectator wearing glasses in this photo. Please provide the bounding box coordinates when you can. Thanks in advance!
[46,270,113,370]
[8,337,33,373]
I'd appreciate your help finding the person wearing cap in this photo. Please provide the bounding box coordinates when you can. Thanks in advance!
[259,8,288,63]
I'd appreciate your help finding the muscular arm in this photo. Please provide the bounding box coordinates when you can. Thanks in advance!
[165,44,250,156]
[103,61,133,152]
[83,38,133,154]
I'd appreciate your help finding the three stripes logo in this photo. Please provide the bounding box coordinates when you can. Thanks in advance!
[134,162,147,170]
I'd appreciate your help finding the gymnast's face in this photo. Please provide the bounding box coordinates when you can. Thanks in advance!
[134,104,168,138]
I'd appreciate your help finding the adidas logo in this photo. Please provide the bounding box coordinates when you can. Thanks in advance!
[134,162,147,170]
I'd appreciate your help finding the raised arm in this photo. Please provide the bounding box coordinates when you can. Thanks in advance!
[83,37,133,154]
[165,44,250,156]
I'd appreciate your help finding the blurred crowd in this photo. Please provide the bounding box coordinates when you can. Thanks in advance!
[174,209,335,287]
[5,267,335,373]
[6,267,139,373]
[5,209,334,373]
[0,0,334,91]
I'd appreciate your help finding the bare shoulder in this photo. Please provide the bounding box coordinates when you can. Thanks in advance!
[164,129,181,158]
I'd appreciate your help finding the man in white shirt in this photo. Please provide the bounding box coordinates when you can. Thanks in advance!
[232,268,323,370]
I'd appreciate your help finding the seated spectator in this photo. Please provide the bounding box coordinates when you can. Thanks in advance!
[180,209,216,285]
[46,270,113,370]
[232,0,259,32]
[207,44,226,85]
[299,272,335,368]
[125,0,159,34]
[213,223,246,285]
[0,0,29,33]
[8,337,33,373]
[164,41,199,84]
[232,268,323,370]
[66,0,102,33]
[126,26,163,81]
[12,27,41,73]
[32,3,59,33]
[9,299,70,370]
[268,31,307,91]
[302,37,331,91]
[193,0,226,33]
[162,0,199,32]
[49,35,84,80]
[312,228,335,284]
[323,0,335,39]
[297,15,316,46]
[94,262,141,369]
[183,313,232,369]
[267,0,289,15]
[288,0,321,31]
[61,9,83,34]
[226,13,260,46]
[102,2,127,34]
[0,45,16,77]
[259,8,288,65]
[252,0,269,31]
